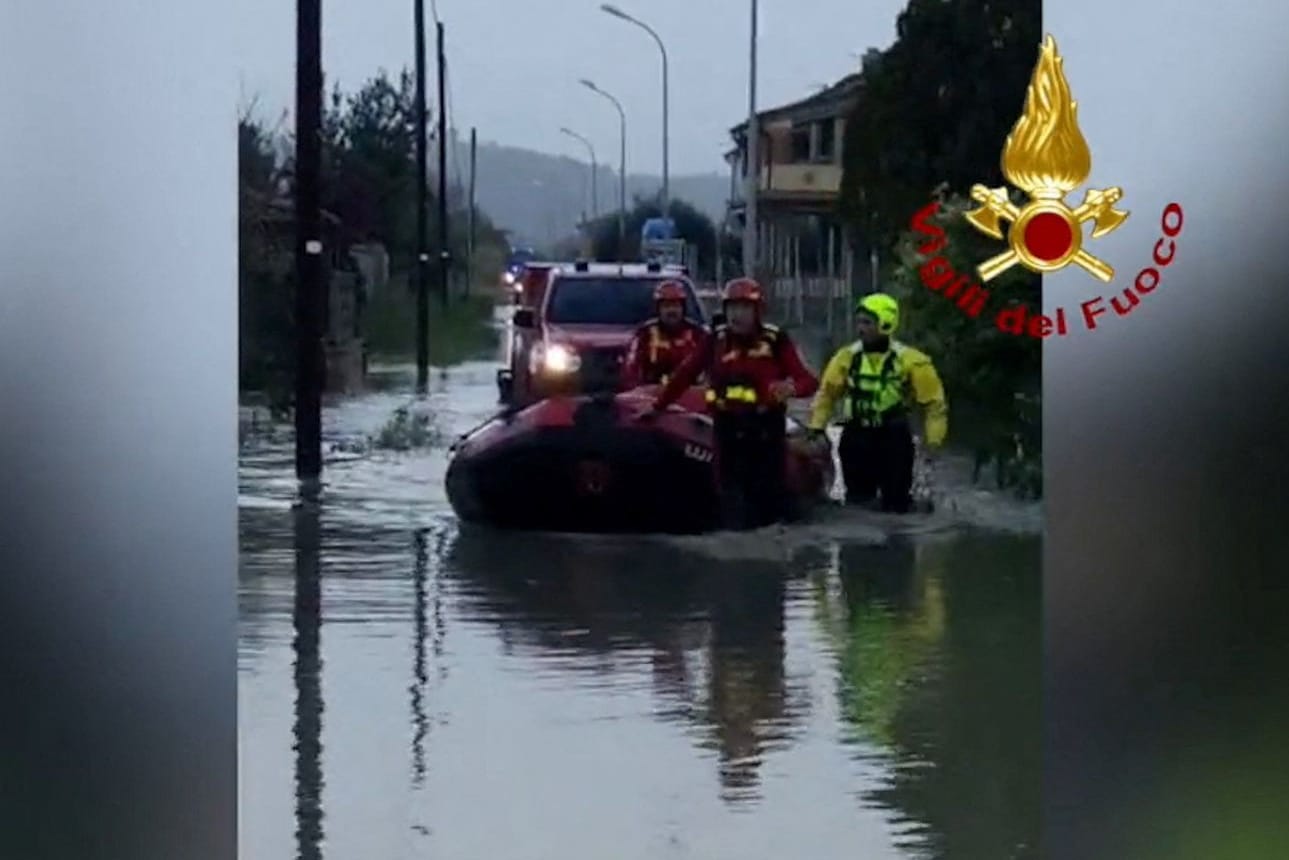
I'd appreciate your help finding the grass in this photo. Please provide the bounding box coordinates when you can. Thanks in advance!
[364,277,500,366]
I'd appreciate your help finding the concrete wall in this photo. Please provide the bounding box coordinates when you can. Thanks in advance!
[324,342,366,394]
[349,243,390,295]
[325,269,367,394]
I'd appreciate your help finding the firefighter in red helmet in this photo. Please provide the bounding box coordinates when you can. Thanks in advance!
[621,279,709,389]
[638,277,819,529]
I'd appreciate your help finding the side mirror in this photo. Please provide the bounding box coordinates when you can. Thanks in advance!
[513,307,536,328]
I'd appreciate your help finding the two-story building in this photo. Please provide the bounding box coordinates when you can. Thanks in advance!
[723,73,865,326]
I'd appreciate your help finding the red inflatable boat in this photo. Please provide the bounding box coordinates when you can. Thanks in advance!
[445,385,835,534]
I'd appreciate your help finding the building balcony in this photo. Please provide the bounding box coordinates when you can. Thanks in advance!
[727,162,843,212]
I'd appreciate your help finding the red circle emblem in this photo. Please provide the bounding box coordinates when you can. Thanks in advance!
[1023,212,1074,262]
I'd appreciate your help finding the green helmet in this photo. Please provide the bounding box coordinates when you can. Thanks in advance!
[856,292,899,334]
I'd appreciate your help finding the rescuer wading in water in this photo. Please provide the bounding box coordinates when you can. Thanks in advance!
[621,279,709,388]
[808,293,947,513]
[638,277,819,529]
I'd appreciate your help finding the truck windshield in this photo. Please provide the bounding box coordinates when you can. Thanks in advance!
[545,277,703,326]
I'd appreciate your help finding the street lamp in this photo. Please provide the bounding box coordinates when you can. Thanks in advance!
[742,0,759,277]
[580,78,627,258]
[559,126,598,222]
[600,3,668,217]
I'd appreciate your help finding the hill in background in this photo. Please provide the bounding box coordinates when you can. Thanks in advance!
[443,133,729,247]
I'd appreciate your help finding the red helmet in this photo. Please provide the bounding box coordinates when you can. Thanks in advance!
[653,280,688,304]
[722,277,764,306]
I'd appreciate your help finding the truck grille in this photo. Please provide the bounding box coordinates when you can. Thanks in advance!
[580,346,625,392]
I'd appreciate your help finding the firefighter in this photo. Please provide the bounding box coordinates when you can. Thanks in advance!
[808,293,947,513]
[638,277,819,529]
[621,280,709,388]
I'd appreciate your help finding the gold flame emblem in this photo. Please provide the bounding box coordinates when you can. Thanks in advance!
[965,34,1129,282]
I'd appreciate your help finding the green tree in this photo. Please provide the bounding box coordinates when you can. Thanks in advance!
[239,70,511,399]
[585,197,724,278]
[239,111,293,405]
[839,0,1041,494]
[324,72,418,261]
[891,193,1041,495]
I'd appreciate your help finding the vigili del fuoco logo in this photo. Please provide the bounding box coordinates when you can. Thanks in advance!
[908,35,1184,336]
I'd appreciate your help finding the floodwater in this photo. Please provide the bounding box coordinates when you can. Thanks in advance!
[239,325,1042,860]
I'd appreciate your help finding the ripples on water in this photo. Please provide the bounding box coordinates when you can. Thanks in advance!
[239,359,1040,860]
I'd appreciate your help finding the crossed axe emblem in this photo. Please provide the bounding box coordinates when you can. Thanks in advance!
[965,185,1129,282]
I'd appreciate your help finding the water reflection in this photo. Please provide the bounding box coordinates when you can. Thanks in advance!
[830,541,942,751]
[444,528,808,806]
[409,523,451,789]
[697,567,795,803]
[242,355,1040,858]
[291,498,324,860]
[410,528,429,786]
[824,536,1041,859]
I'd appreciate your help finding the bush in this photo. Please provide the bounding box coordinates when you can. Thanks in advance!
[889,191,1041,496]
[239,70,509,405]
[838,0,1042,497]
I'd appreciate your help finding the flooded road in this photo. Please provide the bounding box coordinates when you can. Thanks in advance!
[239,336,1041,859]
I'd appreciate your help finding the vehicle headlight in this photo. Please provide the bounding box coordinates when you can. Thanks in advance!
[544,343,579,373]
[502,271,516,285]
[531,342,580,375]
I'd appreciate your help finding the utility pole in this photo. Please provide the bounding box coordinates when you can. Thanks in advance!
[466,126,476,297]
[413,0,429,390]
[742,0,759,277]
[436,21,450,308]
[294,0,323,481]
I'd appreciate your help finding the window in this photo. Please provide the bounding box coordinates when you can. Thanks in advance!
[790,126,812,162]
[817,119,836,161]
[545,277,703,326]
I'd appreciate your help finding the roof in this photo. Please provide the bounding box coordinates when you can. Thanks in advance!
[729,72,864,136]
[552,262,689,278]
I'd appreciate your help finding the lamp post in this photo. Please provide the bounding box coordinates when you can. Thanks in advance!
[559,126,598,222]
[580,78,626,258]
[600,4,668,217]
[742,0,759,277]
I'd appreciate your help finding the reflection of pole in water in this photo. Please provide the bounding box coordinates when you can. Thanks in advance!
[702,571,789,804]
[411,524,450,787]
[410,528,429,786]
[432,527,447,677]
[292,498,324,860]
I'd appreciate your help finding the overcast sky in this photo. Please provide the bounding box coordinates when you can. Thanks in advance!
[234,0,909,175]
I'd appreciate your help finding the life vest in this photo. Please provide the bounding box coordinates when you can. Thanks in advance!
[640,319,701,384]
[843,343,909,427]
[704,324,784,410]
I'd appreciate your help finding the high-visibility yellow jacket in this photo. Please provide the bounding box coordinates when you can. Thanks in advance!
[808,339,948,448]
